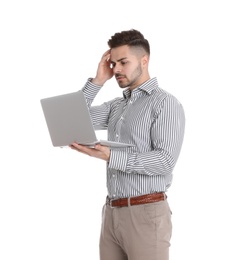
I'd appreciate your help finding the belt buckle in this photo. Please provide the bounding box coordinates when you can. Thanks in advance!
[108,198,116,208]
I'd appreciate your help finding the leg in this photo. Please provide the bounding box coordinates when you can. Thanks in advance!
[99,205,128,260]
[121,200,172,260]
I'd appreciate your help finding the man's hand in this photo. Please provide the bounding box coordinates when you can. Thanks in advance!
[92,50,114,86]
[69,143,111,162]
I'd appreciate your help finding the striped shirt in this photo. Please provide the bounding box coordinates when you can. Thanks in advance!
[82,77,185,199]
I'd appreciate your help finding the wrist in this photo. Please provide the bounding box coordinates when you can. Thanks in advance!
[91,78,105,86]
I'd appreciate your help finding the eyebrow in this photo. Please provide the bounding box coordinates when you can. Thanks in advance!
[110,57,128,64]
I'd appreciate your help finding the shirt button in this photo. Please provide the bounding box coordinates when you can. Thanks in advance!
[116,134,119,138]
[121,116,124,120]
[112,194,116,198]
[112,174,115,177]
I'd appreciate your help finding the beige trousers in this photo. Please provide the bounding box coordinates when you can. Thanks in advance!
[99,199,172,260]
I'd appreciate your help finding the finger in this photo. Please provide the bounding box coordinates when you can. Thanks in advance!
[102,51,111,62]
[70,143,93,155]
[69,145,88,156]
[94,144,102,150]
[71,143,87,150]
[94,144,107,151]
[102,49,110,57]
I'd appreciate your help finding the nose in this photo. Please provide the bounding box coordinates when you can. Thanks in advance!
[113,64,122,74]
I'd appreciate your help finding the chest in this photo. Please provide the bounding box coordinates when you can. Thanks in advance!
[108,96,158,135]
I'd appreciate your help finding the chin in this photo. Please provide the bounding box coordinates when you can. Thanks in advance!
[119,81,130,88]
[119,84,129,89]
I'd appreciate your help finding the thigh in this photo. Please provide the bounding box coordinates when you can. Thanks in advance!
[100,240,127,260]
[125,200,172,260]
[99,205,128,260]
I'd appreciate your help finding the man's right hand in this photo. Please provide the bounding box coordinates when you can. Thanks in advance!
[92,50,114,86]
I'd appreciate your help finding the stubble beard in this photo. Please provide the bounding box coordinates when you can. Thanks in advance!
[117,64,143,90]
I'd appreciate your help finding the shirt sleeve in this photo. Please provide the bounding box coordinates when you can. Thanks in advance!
[81,78,101,106]
[82,78,112,130]
[108,95,185,176]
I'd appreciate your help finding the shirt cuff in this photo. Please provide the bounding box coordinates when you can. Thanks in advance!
[108,150,128,172]
[81,78,101,100]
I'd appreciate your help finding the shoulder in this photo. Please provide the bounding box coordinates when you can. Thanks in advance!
[151,87,185,118]
[154,87,183,106]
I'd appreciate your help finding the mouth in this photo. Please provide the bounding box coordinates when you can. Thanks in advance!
[116,75,126,81]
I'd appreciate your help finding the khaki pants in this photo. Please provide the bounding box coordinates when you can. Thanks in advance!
[99,199,172,260]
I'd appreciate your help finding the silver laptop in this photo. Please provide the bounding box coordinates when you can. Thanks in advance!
[40,90,134,148]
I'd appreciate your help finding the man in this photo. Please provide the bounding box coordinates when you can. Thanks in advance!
[70,29,185,260]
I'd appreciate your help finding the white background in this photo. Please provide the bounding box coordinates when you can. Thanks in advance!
[1,0,237,259]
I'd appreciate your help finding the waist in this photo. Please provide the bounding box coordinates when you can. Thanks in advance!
[106,192,167,208]
[106,171,171,199]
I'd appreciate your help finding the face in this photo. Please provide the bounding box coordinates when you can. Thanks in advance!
[110,45,148,90]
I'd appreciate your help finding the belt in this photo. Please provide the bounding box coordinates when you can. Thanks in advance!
[106,192,167,208]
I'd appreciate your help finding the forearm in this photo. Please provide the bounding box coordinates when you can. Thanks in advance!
[81,78,112,129]
[81,78,101,106]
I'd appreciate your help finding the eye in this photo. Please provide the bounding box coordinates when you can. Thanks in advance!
[110,63,115,68]
[121,61,128,66]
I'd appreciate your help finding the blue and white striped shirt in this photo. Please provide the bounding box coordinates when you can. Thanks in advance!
[82,77,185,199]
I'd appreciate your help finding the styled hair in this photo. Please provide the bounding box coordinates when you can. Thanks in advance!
[108,29,150,56]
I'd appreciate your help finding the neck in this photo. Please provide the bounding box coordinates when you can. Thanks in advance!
[129,73,150,91]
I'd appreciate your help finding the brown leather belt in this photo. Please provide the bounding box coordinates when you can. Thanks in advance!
[106,192,167,208]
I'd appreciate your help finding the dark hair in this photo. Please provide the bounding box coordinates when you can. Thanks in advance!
[108,29,150,55]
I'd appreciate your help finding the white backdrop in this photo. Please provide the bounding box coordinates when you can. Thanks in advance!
[1,0,237,259]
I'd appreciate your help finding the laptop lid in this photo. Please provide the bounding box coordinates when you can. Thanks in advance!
[40,90,134,148]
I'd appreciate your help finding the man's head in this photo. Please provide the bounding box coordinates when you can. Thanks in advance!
[108,29,150,56]
[108,29,151,90]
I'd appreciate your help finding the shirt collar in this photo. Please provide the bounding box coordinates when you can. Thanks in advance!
[123,77,159,99]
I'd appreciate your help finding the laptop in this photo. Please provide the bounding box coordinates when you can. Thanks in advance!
[40,90,134,148]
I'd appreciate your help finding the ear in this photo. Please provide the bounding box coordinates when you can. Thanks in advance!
[141,54,149,67]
